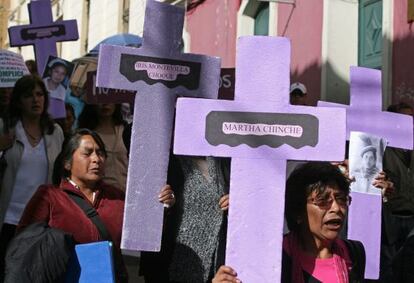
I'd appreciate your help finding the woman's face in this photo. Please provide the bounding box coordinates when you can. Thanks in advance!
[63,108,75,134]
[304,186,349,246]
[50,65,67,84]
[97,104,116,118]
[68,135,106,187]
[19,84,45,118]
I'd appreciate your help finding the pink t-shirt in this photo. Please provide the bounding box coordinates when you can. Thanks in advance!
[296,240,351,282]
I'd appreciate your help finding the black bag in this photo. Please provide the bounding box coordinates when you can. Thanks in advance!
[4,222,75,283]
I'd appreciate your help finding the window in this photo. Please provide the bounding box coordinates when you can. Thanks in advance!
[254,2,269,35]
[358,0,383,69]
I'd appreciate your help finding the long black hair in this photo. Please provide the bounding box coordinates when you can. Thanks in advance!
[9,75,55,134]
[52,128,107,185]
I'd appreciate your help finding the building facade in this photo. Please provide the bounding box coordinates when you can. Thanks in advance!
[2,0,414,107]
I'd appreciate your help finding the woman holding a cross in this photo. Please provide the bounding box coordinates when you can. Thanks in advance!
[213,162,366,283]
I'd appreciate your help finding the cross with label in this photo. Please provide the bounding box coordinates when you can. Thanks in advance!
[96,0,220,253]
[173,36,346,282]
[318,66,414,279]
[8,0,79,73]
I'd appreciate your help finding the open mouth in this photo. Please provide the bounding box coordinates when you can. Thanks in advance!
[324,219,343,229]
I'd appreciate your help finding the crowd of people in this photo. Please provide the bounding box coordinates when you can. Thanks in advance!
[0,50,413,283]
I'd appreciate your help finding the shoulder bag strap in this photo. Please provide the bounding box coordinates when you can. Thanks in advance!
[66,191,112,241]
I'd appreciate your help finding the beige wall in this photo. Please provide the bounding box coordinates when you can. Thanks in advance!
[60,0,85,61]
[321,0,358,104]
[8,0,33,60]
[87,0,123,52]
[0,0,11,48]
[129,0,145,36]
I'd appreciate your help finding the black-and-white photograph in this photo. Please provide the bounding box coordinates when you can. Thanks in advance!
[349,131,387,195]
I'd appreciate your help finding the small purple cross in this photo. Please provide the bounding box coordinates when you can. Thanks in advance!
[8,0,79,74]
[96,0,221,253]
[173,36,347,282]
[318,66,414,279]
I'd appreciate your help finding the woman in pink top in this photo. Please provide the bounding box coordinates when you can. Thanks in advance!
[213,162,370,283]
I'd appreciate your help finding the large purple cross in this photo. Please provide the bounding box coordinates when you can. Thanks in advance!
[173,36,346,282]
[8,0,79,74]
[96,0,220,253]
[318,66,414,279]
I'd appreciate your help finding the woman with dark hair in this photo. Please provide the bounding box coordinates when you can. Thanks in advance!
[78,104,129,191]
[0,75,64,279]
[213,162,366,283]
[18,128,175,282]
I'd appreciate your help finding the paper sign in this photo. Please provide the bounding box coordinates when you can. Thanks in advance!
[0,49,30,88]
[85,71,136,104]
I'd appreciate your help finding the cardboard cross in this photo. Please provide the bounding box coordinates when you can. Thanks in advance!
[173,36,346,282]
[8,0,79,74]
[96,0,220,253]
[318,66,414,279]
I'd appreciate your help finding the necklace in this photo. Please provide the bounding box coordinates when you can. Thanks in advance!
[67,178,97,202]
[22,124,42,145]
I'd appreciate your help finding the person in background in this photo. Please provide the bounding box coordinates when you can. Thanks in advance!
[55,103,76,140]
[140,155,230,282]
[290,82,308,106]
[379,102,414,282]
[213,162,366,283]
[25,60,38,76]
[0,75,64,280]
[78,104,128,192]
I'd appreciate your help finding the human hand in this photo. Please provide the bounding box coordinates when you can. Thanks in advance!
[219,194,230,211]
[158,184,175,208]
[372,171,394,201]
[212,266,241,283]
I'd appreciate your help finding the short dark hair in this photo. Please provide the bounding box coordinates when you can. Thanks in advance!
[52,128,107,185]
[285,162,350,232]
[9,75,55,134]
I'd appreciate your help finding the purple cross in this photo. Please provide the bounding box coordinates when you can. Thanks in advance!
[319,66,413,149]
[8,0,79,74]
[318,66,414,279]
[173,36,347,282]
[96,0,220,253]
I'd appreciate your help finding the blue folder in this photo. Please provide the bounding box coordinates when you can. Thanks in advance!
[65,241,115,283]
